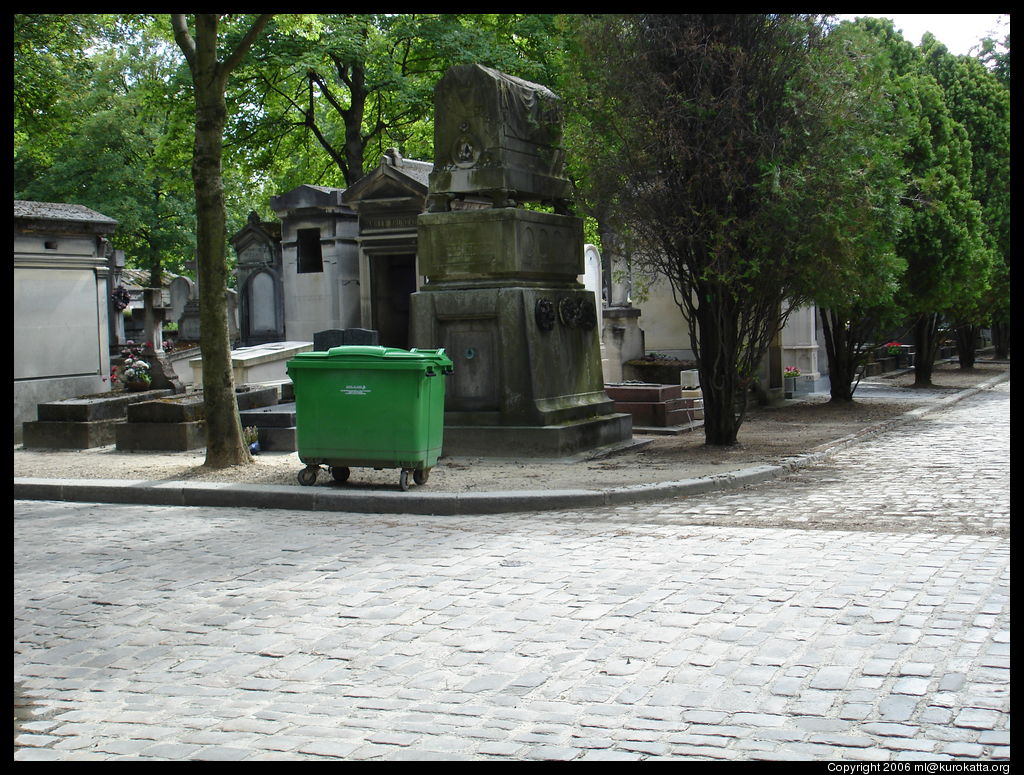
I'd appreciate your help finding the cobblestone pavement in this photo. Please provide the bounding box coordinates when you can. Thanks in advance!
[14,382,1009,761]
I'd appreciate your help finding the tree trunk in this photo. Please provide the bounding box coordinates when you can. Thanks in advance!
[342,71,367,185]
[183,15,251,468]
[912,313,940,388]
[991,320,1010,359]
[695,293,741,446]
[819,308,858,403]
[954,323,978,369]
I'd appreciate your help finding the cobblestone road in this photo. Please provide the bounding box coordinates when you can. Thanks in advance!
[14,382,1009,761]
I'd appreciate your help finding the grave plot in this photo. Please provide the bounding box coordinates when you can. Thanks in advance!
[22,389,175,449]
[115,385,279,451]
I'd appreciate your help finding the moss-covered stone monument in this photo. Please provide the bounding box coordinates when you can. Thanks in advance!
[411,64,631,456]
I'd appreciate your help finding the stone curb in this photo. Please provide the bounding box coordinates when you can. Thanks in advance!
[13,373,1008,516]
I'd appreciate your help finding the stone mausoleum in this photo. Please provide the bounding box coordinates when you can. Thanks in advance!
[14,201,117,441]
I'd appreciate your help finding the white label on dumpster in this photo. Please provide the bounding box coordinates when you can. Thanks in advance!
[341,385,370,395]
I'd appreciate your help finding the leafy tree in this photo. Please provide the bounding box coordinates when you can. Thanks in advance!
[15,26,196,287]
[809,20,909,402]
[229,13,566,188]
[570,14,859,445]
[975,22,1010,88]
[172,13,273,469]
[921,35,1010,367]
[13,14,109,151]
[841,19,991,387]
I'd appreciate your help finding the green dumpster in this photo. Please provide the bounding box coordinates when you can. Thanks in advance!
[286,346,453,491]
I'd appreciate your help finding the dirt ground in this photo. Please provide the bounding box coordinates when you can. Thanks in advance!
[14,361,1007,494]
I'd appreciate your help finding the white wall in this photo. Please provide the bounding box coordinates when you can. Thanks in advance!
[14,233,111,439]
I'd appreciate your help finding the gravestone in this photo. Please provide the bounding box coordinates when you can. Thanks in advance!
[342,149,432,350]
[233,211,285,346]
[14,201,117,440]
[108,249,128,350]
[168,276,194,327]
[142,288,167,352]
[313,328,379,351]
[177,258,203,341]
[226,289,240,344]
[410,64,631,457]
[189,341,313,386]
[581,244,603,313]
[176,259,241,346]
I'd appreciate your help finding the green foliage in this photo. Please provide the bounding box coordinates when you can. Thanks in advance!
[14,14,109,142]
[568,14,860,442]
[228,13,566,188]
[835,17,1005,384]
[920,34,1010,329]
[14,15,197,283]
[14,13,569,284]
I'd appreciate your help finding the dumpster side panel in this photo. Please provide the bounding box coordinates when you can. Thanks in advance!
[288,350,448,471]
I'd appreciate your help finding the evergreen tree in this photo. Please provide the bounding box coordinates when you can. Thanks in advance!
[571,14,866,444]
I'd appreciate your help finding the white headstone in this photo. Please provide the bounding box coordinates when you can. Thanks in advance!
[581,244,602,307]
[226,289,240,342]
[250,272,277,334]
[169,276,194,324]
[582,245,604,349]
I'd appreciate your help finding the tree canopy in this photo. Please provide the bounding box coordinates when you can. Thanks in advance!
[227,14,567,190]
[570,14,876,443]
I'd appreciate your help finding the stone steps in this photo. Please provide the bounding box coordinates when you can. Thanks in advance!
[239,402,297,452]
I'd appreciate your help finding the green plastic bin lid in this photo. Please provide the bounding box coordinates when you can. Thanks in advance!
[290,345,452,364]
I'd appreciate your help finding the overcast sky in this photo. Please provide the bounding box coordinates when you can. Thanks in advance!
[834,14,1009,56]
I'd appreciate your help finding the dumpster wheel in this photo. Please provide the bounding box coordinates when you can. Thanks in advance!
[330,466,351,484]
[298,466,319,486]
[399,469,411,492]
[414,468,430,486]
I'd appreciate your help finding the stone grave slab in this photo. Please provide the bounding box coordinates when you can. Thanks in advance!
[189,341,313,386]
[23,389,174,449]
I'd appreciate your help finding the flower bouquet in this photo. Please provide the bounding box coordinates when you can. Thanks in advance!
[116,342,152,391]
[784,366,801,379]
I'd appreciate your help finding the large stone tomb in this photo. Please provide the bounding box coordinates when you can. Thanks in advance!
[411,64,631,457]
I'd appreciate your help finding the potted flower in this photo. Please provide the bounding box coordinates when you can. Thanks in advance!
[883,341,902,356]
[243,426,260,455]
[784,366,800,397]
